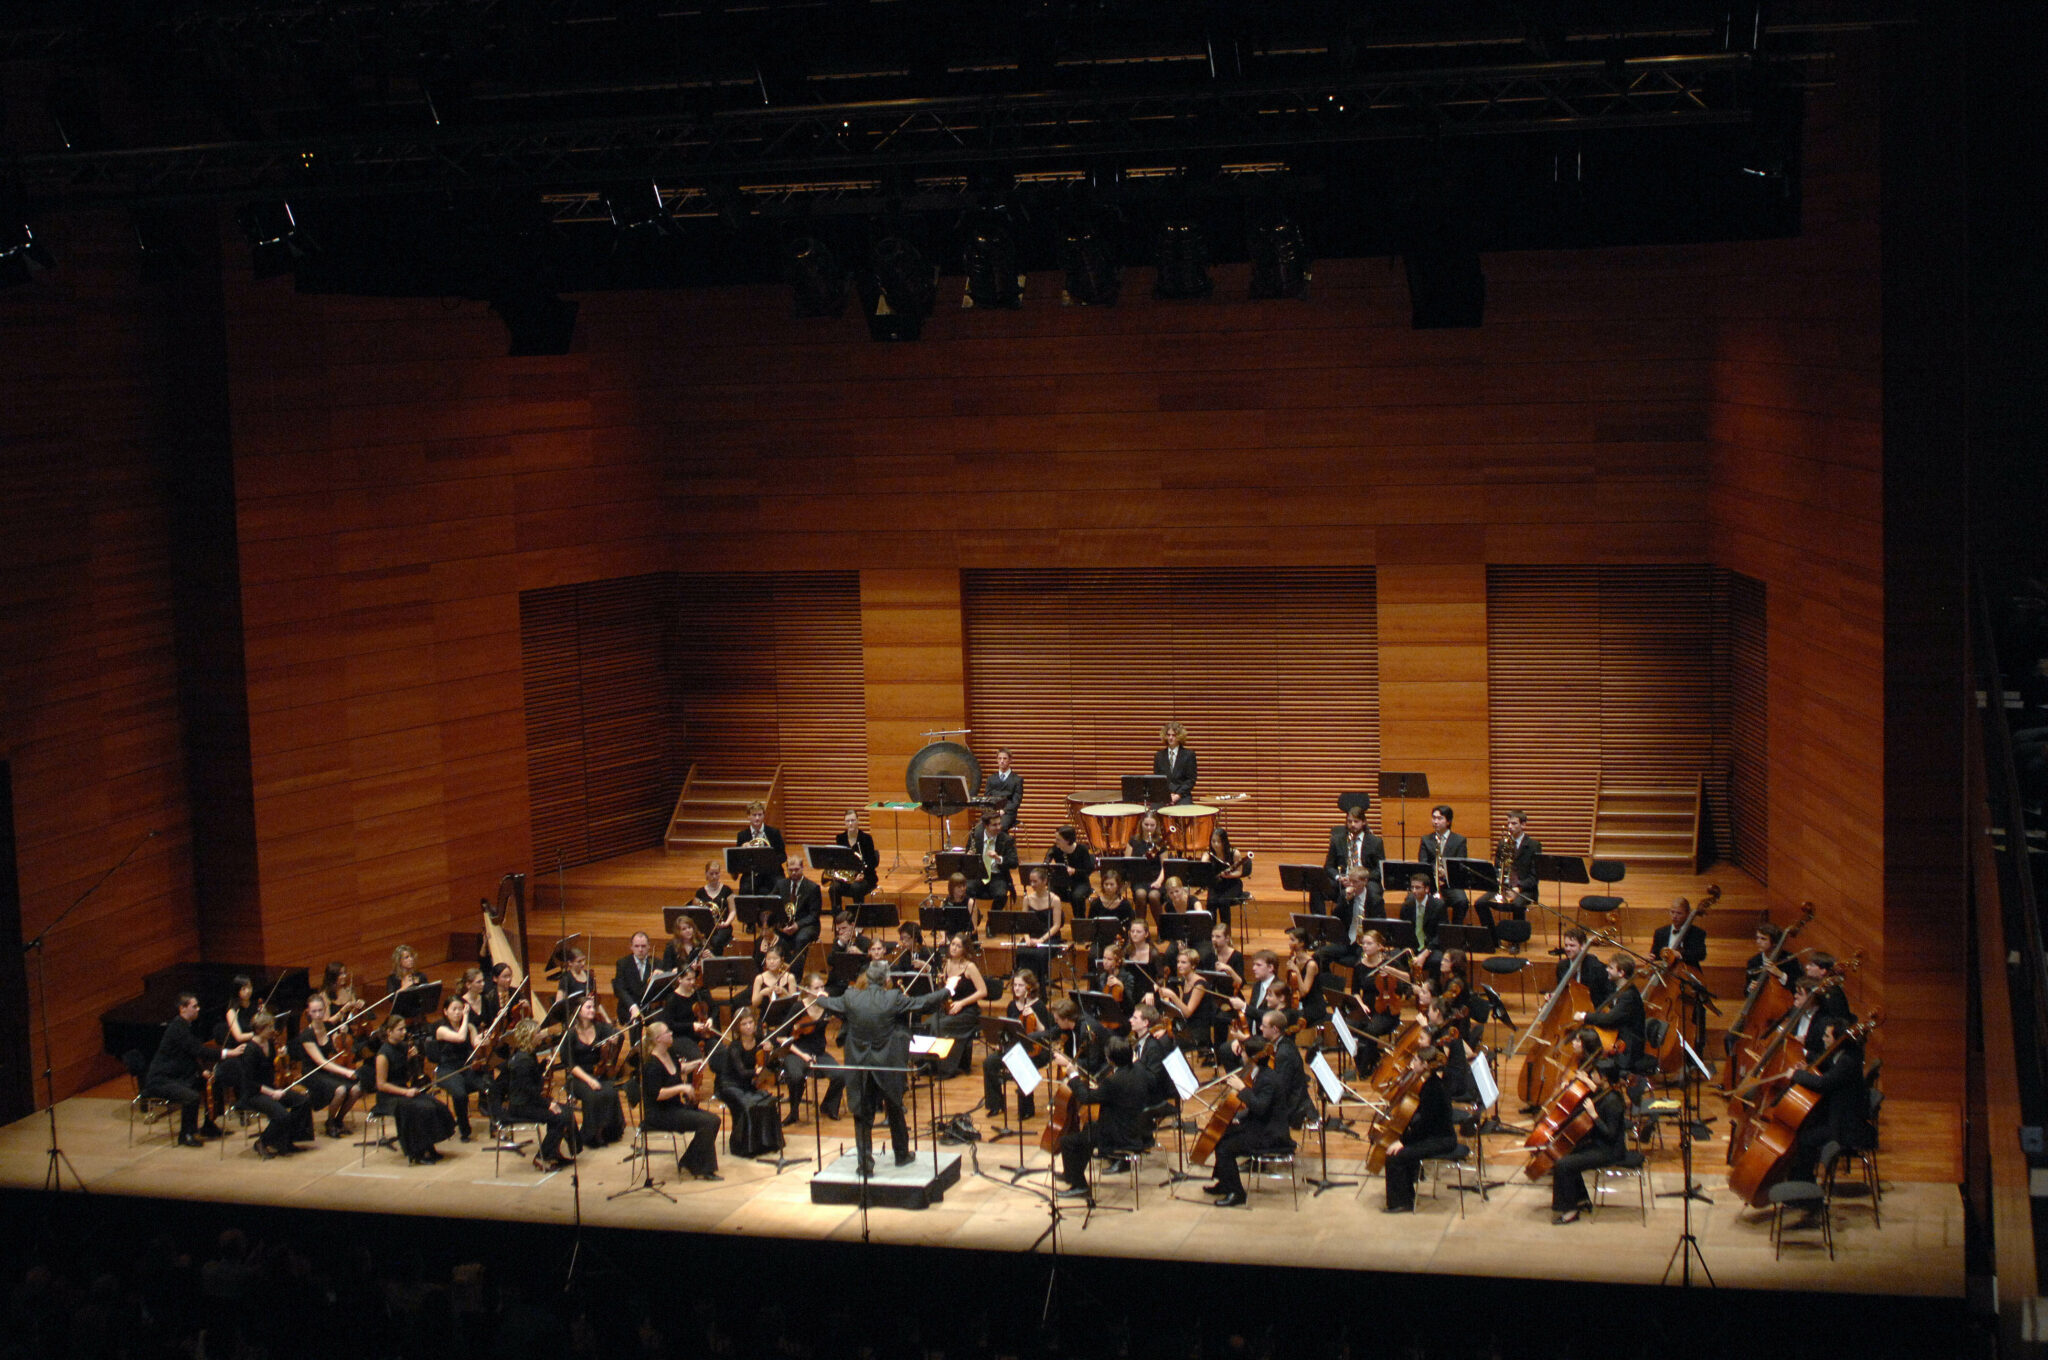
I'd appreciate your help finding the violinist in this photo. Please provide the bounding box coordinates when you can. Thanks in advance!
[984,971,1054,1130]
[1381,1045,1455,1214]
[641,1020,722,1181]
[926,934,988,1079]
[1045,824,1098,911]
[1350,931,1408,1078]
[665,915,708,977]
[223,975,260,1047]
[1283,927,1327,1027]
[1548,1034,1629,1224]
[319,962,359,1017]
[372,1013,455,1165]
[613,931,661,1028]
[431,992,490,1142]
[1054,1036,1151,1198]
[662,960,718,1048]
[1555,927,1613,1009]
[1149,949,1217,1063]
[830,916,873,965]
[484,962,522,1030]
[1205,1012,1301,1209]
[298,993,360,1138]
[1417,989,1481,1107]
[564,994,626,1148]
[789,969,841,1121]
[1160,876,1199,925]
[144,992,237,1147]
[1652,898,1709,969]
[1577,956,1648,1070]
[387,945,432,1030]
[771,853,825,962]
[1397,874,1447,971]
[1084,868,1134,926]
[1203,826,1251,926]
[829,808,882,911]
[453,966,490,1028]
[750,944,802,1013]
[893,921,936,974]
[503,1019,578,1172]
[1095,938,1131,1010]
[1123,918,1162,993]
[1014,865,1065,989]
[236,1010,315,1158]
[1780,1016,1874,1188]
[712,1007,786,1158]
[694,859,739,956]
[1234,950,1288,1020]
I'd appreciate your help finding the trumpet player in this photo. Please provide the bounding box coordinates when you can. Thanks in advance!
[829,808,881,912]
[1416,804,1474,927]
[1320,798,1384,916]
[734,800,786,894]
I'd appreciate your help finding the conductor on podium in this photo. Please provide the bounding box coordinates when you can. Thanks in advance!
[807,962,948,1175]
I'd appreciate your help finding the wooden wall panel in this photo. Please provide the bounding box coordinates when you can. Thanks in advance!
[862,571,967,862]
[1377,565,1489,855]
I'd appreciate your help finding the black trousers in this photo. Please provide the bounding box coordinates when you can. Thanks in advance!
[983,1052,1039,1122]
[844,1075,909,1170]
[642,1102,721,1175]
[1784,1121,1838,1186]
[508,1100,579,1162]
[1550,1144,1622,1211]
[144,1078,204,1138]
[828,877,877,913]
[438,1069,492,1136]
[1212,1128,1288,1197]
[1384,1134,1458,1209]
[1058,1120,1132,1189]
[245,1090,314,1150]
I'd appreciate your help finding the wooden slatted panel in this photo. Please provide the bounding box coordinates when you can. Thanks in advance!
[1600,568,1719,790]
[1727,570,1769,882]
[769,574,868,843]
[520,584,588,868]
[1487,569,1602,855]
[963,569,1378,857]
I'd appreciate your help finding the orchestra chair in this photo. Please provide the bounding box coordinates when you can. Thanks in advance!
[1479,954,1529,1013]
[1586,860,1628,936]
[1768,1180,1833,1260]
[1492,915,1533,957]
[1587,1149,1651,1224]
[492,1117,545,1177]
[1822,1087,1885,1228]
[355,1070,399,1166]
[1244,1148,1300,1210]
[1085,1143,1144,1216]
[1420,1143,1476,1217]
[1574,895,1625,940]
[121,1050,179,1147]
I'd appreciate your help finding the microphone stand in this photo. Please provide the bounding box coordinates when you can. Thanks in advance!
[609,968,681,1204]
[26,829,156,1192]
[554,852,588,1293]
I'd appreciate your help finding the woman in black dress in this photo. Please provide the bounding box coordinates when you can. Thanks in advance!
[641,1020,722,1180]
[387,945,432,1033]
[927,933,987,1079]
[298,993,359,1138]
[370,1014,454,1164]
[1202,827,1251,926]
[431,993,490,1142]
[502,1019,578,1171]
[713,1007,784,1158]
[1084,869,1134,927]
[564,995,626,1147]
[238,1011,315,1156]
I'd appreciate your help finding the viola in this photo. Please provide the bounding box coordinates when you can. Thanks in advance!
[1037,1047,1084,1154]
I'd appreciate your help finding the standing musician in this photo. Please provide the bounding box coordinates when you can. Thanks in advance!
[1205,1012,1303,1208]
[235,1011,315,1157]
[694,860,739,956]
[1652,898,1709,969]
[1548,1034,1630,1224]
[371,1013,455,1165]
[641,1020,723,1181]
[965,806,1018,910]
[1576,955,1648,1069]
[1202,827,1252,926]
[298,994,360,1138]
[770,854,824,962]
[981,747,1023,834]
[806,961,950,1175]
[1055,1036,1152,1197]
[734,801,786,895]
[563,994,626,1147]
[1416,805,1472,922]
[1380,1043,1457,1214]
[503,1019,578,1172]
[613,931,662,1029]
[829,809,882,912]
[1397,873,1448,971]
[1044,824,1098,911]
[1154,722,1198,804]
[926,934,988,1079]
[1014,865,1066,989]
[983,970,1055,1132]
[1780,1016,1875,1187]
[144,992,238,1147]
[1321,800,1385,917]
[431,993,492,1142]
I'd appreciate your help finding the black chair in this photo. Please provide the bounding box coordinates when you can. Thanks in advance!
[1493,916,1533,955]
[1587,860,1627,935]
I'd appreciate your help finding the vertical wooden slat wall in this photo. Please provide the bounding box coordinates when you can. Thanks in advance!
[963,569,1379,855]
[1727,572,1770,881]
[1486,571,1602,854]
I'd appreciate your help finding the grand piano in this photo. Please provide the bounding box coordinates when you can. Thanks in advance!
[100,963,311,1063]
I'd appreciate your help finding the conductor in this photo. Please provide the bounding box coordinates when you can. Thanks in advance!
[806,961,948,1175]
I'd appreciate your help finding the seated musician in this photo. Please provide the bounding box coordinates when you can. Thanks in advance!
[733,801,786,895]
[965,807,1018,910]
[641,1020,721,1181]
[387,946,433,1032]
[144,992,238,1147]
[1381,1044,1457,1213]
[553,948,599,1022]
[829,808,881,912]
[1795,951,1855,1056]
[1651,898,1709,969]
[1015,865,1065,988]
[1128,1003,1178,1105]
[1321,802,1385,917]
[1548,1031,1629,1224]
[693,860,738,956]
[1203,827,1250,926]
[1576,955,1648,1070]
[664,916,707,980]
[235,1010,315,1157]
[1417,805,1471,922]
[1161,876,1199,922]
[564,994,626,1147]
[1555,926,1613,1008]
[1348,930,1407,1078]
[1319,863,1377,972]
[925,934,987,1080]
[1205,1011,1303,1208]
[1147,948,1218,1064]
[1045,824,1098,911]
[770,854,824,963]
[791,970,843,1121]
[1125,811,1169,891]
[1498,810,1541,910]
[613,931,661,1029]
[1205,922,1245,993]
[371,1013,455,1165]
[983,970,1054,1133]
[504,1019,578,1171]
[1397,874,1447,972]
[1055,1036,1151,1197]
[662,961,718,1049]
[298,993,360,1138]
[431,992,492,1142]
[1084,868,1134,926]
[830,916,873,968]
[486,962,521,1031]
[1742,922,1789,993]
[1283,927,1328,1028]
[1231,950,1292,1024]
[1781,1016,1875,1189]
[1123,918,1163,995]
[712,1007,786,1158]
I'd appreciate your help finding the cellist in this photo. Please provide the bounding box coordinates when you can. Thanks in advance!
[1380,1045,1455,1214]
[1204,1012,1301,1209]
[1547,1031,1630,1225]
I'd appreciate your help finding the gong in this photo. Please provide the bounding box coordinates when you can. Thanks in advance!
[906,740,983,813]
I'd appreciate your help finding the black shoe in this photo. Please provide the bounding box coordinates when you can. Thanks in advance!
[200,1122,223,1139]
[458,1128,473,1143]
[1056,1184,1090,1199]
[324,1121,347,1139]
[781,1109,803,1127]
[894,1152,918,1167]
[254,1142,277,1160]
[1212,1191,1247,1208]
[1201,1180,1224,1194]
[857,1159,877,1176]
[820,1104,841,1121]
[694,1170,724,1182]
[176,1134,204,1149]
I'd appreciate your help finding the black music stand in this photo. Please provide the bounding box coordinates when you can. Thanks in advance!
[1095,855,1152,886]
[1070,988,1125,1029]
[662,905,717,939]
[1277,863,1324,912]
[726,845,782,894]
[917,774,973,848]
[1121,774,1170,807]
[855,901,901,935]
[932,849,981,886]
[918,903,976,938]
[1376,771,1430,859]
[1155,910,1215,945]
[697,956,758,1019]
[1532,853,1591,950]
[1068,917,1120,949]
[1289,914,1346,946]
[988,909,1047,940]
[807,843,864,879]
[826,952,868,991]
[1164,857,1214,889]
[734,893,782,940]
[979,1016,1035,1169]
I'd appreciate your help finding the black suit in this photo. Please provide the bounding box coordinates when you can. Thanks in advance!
[981,769,1023,833]
[965,826,1018,905]
[1651,922,1708,968]
[1786,1035,1873,1182]
[1046,841,1098,908]
[1322,826,1386,902]
[1153,746,1197,802]
[769,875,824,961]
[1211,1051,1300,1196]
[1506,833,1541,900]
[145,1015,222,1139]
[1060,1064,1153,1188]
[811,983,950,1171]
[1555,954,1614,1010]
[1132,1031,1176,1105]
[829,830,880,910]
[1417,830,1472,918]
[612,954,659,1022]
[1396,893,1447,955]
[1319,884,1377,970]
[732,825,787,894]
[1383,1071,1458,1210]
[1585,983,1648,1068]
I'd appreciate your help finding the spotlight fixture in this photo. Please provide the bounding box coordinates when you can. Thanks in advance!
[1152,219,1211,300]
[603,181,670,235]
[0,221,53,289]
[1247,211,1311,300]
[860,233,937,341]
[784,234,848,318]
[1058,213,1120,306]
[237,200,314,279]
[490,289,579,356]
[959,211,1022,310]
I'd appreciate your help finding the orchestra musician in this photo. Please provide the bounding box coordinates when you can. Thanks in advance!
[664,915,708,978]
[613,931,662,1029]
[981,748,1023,834]
[234,1011,315,1157]
[1743,922,1789,994]
[662,960,718,1049]
[1397,873,1448,970]
[1122,917,1162,995]
[1202,827,1251,926]
[1548,1033,1629,1225]
[223,975,259,1048]
[829,809,882,912]
[485,962,521,1030]
[454,967,491,1030]
[388,945,433,1029]
[770,854,825,962]
[1321,801,1385,917]
[144,992,238,1147]
[1205,1012,1303,1208]
[926,934,987,1079]
[564,994,626,1148]
[749,946,816,1125]
[430,992,492,1142]
[503,1019,579,1172]
[1283,927,1328,1027]
[1555,926,1614,1009]
[1154,722,1197,804]
[371,1013,455,1165]
[1014,865,1065,988]
[805,961,950,1176]
[965,806,1018,909]
[1500,810,1541,905]
[1320,863,1377,972]
[1652,898,1709,969]
[1044,824,1098,911]
[1381,1045,1456,1214]
[1084,868,1134,926]
[1149,949,1219,1064]
[734,801,786,895]
[1794,952,1855,1056]
[297,993,360,1138]
[1779,1016,1875,1190]
[983,970,1054,1131]
[1416,805,1473,924]
[1205,922,1244,993]
[1576,956,1648,1069]
[711,1007,786,1158]
[553,948,599,1019]
[318,962,359,1018]
[1127,1004,1176,1105]
[1125,811,1168,892]
[694,860,739,957]
[1055,1036,1152,1197]
[829,917,874,979]
[641,1020,722,1180]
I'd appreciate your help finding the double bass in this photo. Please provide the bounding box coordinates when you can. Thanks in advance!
[1720,903,1816,1089]
[1642,884,1721,1073]
[1726,1011,1882,1208]
[1724,953,1861,1160]
[1514,949,1597,1109]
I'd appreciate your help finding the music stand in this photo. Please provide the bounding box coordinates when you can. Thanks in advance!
[1095,855,1152,885]
[1068,918,1121,949]
[697,956,758,1019]
[806,843,864,878]
[988,909,1047,940]
[1070,988,1125,1029]
[1376,772,1430,859]
[918,903,976,938]
[1121,774,1170,807]
[1277,863,1324,911]
[932,849,982,884]
[1155,910,1215,945]
[1164,857,1215,889]
[1532,853,1591,950]
[917,774,973,847]
[1379,858,1428,894]
[855,901,900,935]
[662,905,717,939]
[726,845,782,893]
[826,952,868,991]
[1289,914,1346,946]
[734,893,783,938]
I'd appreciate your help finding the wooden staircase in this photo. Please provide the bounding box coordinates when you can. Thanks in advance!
[664,764,783,862]
[1592,773,1704,871]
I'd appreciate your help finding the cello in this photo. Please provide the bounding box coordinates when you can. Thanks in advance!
[1363,1046,1448,1175]
[1642,885,1720,1073]
[1726,1010,1882,1208]
[1190,1040,1269,1166]
[1521,1059,1609,1181]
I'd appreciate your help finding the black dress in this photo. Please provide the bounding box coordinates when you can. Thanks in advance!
[713,1039,784,1157]
[431,1025,491,1139]
[641,1045,721,1177]
[566,1026,626,1147]
[926,968,982,1078]
[372,1041,455,1162]
[237,1040,314,1153]
[503,1050,579,1163]
[697,885,738,956]
[299,1025,356,1127]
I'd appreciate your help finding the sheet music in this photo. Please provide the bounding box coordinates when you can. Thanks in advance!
[1471,1049,1499,1109]
[1002,1042,1042,1096]
[1330,1009,1358,1057]
[1162,1046,1200,1100]
[1308,1049,1348,1105]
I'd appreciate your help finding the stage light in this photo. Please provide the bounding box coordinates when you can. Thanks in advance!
[785,234,848,318]
[0,221,53,289]
[237,201,314,279]
[1247,211,1311,300]
[1058,212,1120,306]
[860,233,936,341]
[959,211,1022,310]
[1403,245,1485,328]
[1152,219,1211,300]
[491,289,579,356]
[603,181,671,235]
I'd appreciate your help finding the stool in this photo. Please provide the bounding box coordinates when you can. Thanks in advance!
[1768,1181,1832,1259]
[1588,1149,1650,1224]
[1244,1149,1299,1209]
[1421,1143,1475,1217]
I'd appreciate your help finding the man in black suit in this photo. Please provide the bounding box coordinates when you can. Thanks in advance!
[1320,801,1385,915]
[981,748,1023,834]
[1650,897,1709,968]
[1396,874,1447,967]
[771,854,824,962]
[1205,1011,1302,1207]
[964,807,1017,909]
[1153,722,1197,803]
[1782,1017,1874,1186]
[145,993,241,1146]
[1056,1036,1153,1195]
[612,931,661,1027]
[733,801,786,895]
[1502,810,1541,904]
[1554,926,1614,1010]
[1578,956,1648,1068]
[1416,804,1471,919]
[1128,1004,1177,1105]
[807,962,949,1174]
